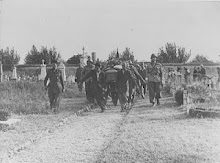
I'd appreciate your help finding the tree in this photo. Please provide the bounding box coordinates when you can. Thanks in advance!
[120,47,135,62]
[66,55,81,64]
[0,47,20,71]
[189,54,214,64]
[157,43,191,63]
[24,45,61,64]
[108,50,117,61]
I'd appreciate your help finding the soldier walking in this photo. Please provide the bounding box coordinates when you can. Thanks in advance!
[82,60,95,103]
[138,62,147,97]
[146,54,163,106]
[128,61,146,108]
[44,62,64,113]
[117,62,132,112]
[79,63,107,113]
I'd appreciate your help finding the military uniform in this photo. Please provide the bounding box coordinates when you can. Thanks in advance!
[146,59,162,105]
[138,65,147,96]
[44,67,64,113]
[82,63,95,103]
[117,68,131,111]
[128,65,145,105]
[80,69,107,112]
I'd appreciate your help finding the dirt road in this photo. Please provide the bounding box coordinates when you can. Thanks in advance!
[4,96,220,163]
[5,103,125,163]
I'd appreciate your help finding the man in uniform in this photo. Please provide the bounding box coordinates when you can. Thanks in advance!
[128,61,146,108]
[79,63,107,113]
[75,63,84,92]
[44,62,64,113]
[117,62,132,112]
[82,60,95,103]
[146,54,163,106]
[138,62,147,98]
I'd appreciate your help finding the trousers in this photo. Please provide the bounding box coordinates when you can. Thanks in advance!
[148,81,161,103]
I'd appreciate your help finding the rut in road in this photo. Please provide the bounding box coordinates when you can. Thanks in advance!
[5,100,135,163]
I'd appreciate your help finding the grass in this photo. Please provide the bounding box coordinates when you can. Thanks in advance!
[0,81,84,115]
[96,97,220,163]
[0,83,86,160]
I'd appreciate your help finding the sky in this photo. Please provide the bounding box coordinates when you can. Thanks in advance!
[0,0,220,64]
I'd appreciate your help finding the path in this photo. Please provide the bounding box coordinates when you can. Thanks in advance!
[4,96,220,163]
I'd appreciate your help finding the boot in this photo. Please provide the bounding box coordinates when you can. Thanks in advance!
[156,99,160,105]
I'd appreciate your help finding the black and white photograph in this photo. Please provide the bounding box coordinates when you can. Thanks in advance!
[0,0,220,162]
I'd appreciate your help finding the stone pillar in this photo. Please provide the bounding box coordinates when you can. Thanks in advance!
[58,62,66,82]
[11,66,17,81]
[38,59,47,80]
[91,52,96,64]
[0,61,3,82]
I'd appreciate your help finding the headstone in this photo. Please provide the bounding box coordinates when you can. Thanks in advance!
[183,89,188,106]
[38,59,47,80]
[11,66,17,80]
[58,62,66,82]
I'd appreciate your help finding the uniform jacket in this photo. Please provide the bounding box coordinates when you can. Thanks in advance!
[82,64,95,82]
[117,69,131,93]
[146,62,162,82]
[44,68,64,93]
[129,65,146,84]
[80,69,106,91]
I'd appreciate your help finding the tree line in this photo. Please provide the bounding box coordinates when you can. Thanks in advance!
[0,43,215,71]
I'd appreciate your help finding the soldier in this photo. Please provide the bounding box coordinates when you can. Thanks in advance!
[138,62,147,98]
[128,61,146,108]
[82,60,95,103]
[117,62,132,112]
[79,63,107,113]
[75,63,84,92]
[44,62,64,113]
[146,54,163,106]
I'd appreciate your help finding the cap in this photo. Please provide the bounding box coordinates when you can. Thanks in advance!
[151,54,157,59]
